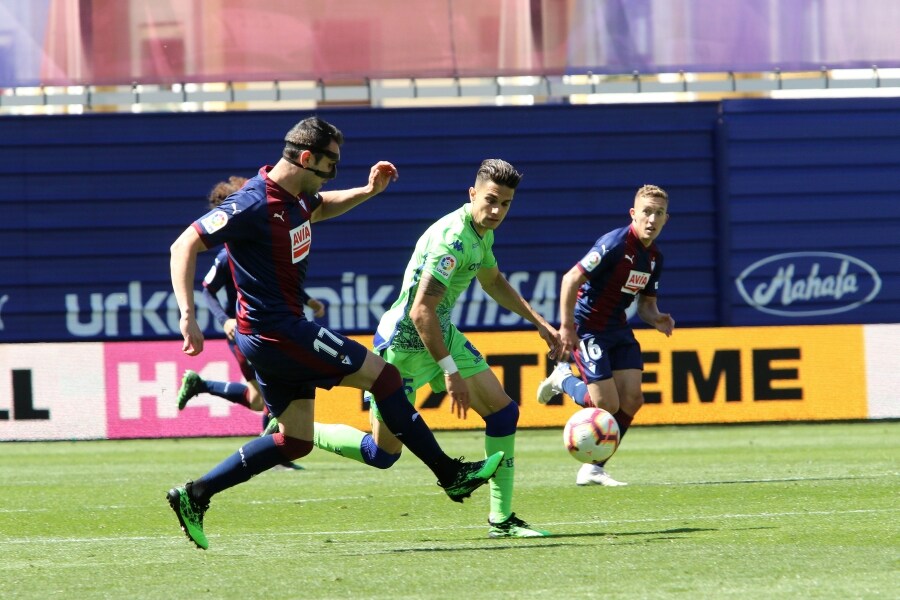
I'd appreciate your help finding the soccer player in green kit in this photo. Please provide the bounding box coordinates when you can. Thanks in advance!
[311,159,563,537]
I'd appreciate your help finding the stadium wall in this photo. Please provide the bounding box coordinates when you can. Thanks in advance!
[1,98,898,345]
[1,323,897,441]
[1,98,898,439]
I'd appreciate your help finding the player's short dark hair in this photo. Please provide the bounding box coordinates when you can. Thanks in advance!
[208,176,248,208]
[635,184,668,205]
[283,116,344,161]
[475,159,522,190]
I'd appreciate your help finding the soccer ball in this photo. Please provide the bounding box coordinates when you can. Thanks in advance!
[563,407,621,464]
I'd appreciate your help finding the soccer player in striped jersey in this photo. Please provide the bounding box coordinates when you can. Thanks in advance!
[310,159,564,538]
[537,184,674,486]
[177,178,324,408]
[175,177,324,470]
[166,117,504,549]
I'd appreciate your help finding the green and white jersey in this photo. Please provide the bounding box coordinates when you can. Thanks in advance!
[373,203,497,352]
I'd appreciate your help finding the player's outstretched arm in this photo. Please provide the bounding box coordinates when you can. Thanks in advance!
[559,265,587,359]
[637,294,675,337]
[314,161,399,222]
[170,226,208,355]
[477,266,563,360]
[306,297,326,318]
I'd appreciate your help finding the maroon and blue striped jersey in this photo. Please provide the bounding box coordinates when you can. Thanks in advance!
[192,165,321,334]
[201,247,236,326]
[573,224,663,332]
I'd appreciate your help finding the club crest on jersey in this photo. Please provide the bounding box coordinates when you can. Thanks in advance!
[436,255,457,278]
[621,270,650,294]
[200,210,228,234]
[290,221,311,263]
[581,251,602,271]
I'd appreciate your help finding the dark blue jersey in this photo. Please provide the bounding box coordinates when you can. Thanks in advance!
[202,247,237,325]
[573,224,664,332]
[192,165,321,334]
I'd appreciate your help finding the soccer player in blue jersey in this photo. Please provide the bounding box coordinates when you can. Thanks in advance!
[166,117,504,549]
[309,159,564,538]
[537,184,674,486]
[176,177,324,462]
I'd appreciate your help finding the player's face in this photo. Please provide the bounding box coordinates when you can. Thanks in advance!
[468,180,514,235]
[299,140,341,194]
[630,194,669,246]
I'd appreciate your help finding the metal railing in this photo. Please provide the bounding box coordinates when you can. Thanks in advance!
[3,68,899,115]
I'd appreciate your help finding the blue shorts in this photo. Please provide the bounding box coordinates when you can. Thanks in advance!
[227,337,256,382]
[235,319,369,417]
[572,327,643,383]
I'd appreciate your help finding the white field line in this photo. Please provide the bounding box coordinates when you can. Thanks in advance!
[0,471,895,515]
[0,507,895,546]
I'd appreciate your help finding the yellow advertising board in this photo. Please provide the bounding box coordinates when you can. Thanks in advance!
[313,325,868,430]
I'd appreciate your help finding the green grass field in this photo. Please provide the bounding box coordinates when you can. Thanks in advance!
[2,421,897,599]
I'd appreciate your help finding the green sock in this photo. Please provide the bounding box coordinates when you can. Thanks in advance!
[485,433,516,523]
[313,423,367,464]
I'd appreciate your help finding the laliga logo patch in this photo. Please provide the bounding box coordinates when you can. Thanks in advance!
[581,251,602,271]
[436,255,457,278]
[200,210,228,234]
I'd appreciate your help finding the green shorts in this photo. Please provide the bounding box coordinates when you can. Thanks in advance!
[370,325,490,421]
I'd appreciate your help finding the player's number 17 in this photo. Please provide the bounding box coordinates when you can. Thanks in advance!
[313,327,345,356]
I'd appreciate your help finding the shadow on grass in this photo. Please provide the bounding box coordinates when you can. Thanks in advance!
[387,527,717,553]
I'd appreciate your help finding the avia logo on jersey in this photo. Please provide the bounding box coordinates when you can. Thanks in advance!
[621,270,650,295]
[290,222,312,263]
[200,210,228,234]
[436,255,457,278]
[735,252,882,317]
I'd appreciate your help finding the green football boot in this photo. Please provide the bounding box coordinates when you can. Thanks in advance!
[166,482,209,550]
[488,513,551,538]
[440,451,504,503]
[176,370,205,410]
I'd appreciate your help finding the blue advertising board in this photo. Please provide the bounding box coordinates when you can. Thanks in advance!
[717,98,900,325]
[1,99,897,343]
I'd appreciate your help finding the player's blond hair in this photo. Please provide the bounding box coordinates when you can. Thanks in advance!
[635,184,668,205]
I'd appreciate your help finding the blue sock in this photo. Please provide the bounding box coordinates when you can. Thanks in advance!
[375,395,454,480]
[360,434,400,469]
[562,375,590,407]
[370,365,455,481]
[192,435,284,500]
[483,402,518,437]
[204,380,251,408]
